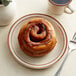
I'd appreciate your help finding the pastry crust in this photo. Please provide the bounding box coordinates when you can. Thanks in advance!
[18,18,57,57]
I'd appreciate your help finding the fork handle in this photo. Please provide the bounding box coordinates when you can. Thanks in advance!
[55,49,71,76]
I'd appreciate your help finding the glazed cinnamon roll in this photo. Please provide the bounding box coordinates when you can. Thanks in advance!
[18,18,56,57]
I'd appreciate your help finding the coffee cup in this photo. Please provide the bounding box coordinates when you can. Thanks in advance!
[48,0,74,15]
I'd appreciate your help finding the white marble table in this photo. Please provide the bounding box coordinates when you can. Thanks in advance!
[0,0,76,76]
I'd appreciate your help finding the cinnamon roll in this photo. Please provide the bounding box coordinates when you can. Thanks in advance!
[18,18,57,57]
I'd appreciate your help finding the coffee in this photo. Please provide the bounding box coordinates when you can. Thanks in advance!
[0,1,2,4]
[52,0,69,4]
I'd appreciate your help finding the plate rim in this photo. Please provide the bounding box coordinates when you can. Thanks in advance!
[8,13,68,69]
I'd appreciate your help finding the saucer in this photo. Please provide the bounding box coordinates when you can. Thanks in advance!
[8,13,68,69]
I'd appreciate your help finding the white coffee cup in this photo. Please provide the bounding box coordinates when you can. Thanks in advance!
[48,0,74,15]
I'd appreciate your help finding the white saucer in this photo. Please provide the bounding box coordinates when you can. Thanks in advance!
[8,13,68,69]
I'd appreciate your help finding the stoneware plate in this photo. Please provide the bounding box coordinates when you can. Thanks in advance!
[8,13,68,69]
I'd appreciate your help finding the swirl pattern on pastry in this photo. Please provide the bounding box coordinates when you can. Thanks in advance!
[18,18,56,57]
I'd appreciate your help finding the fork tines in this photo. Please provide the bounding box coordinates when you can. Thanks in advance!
[70,32,76,43]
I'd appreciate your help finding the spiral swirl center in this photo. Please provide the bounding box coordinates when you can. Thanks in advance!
[29,23,46,42]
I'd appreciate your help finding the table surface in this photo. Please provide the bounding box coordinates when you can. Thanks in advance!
[0,0,76,76]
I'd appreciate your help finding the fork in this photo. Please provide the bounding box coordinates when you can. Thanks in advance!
[55,32,76,76]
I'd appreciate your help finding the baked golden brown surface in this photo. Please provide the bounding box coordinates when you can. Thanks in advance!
[18,18,57,57]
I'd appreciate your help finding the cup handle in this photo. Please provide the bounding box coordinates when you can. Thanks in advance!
[64,5,74,14]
